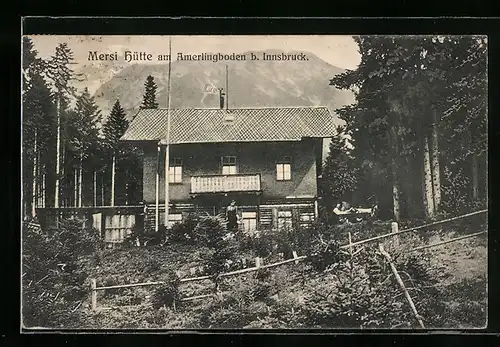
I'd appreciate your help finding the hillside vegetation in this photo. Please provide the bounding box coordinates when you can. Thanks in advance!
[22,212,487,330]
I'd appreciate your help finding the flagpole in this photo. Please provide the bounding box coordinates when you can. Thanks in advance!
[155,145,160,231]
[164,36,173,227]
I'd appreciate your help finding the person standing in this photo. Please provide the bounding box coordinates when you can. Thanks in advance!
[226,200,239,232]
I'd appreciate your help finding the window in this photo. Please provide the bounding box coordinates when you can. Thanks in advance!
[222,156,237,175]
[276,156,292,181]
[278,210,293,229]
[299,212,315,229]
[167,213,183,228]
[169,158,182,183]
[241,211,257,233]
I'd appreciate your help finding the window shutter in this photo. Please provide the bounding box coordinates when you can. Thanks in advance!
[259,207,273,229]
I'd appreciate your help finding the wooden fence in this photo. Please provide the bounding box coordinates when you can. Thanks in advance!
[36,206,143,243]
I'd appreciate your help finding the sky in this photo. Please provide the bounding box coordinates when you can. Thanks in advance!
[27,35,361,71]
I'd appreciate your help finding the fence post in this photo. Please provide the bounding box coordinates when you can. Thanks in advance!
[292,251,299,264]
[90,278,97,311]
[391,222,400,248]
[379,243,425,328]
[348,232,353,256]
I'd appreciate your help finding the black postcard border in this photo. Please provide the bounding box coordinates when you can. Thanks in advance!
[7,16,500,345]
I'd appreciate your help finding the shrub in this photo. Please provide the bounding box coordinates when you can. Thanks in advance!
[125,223,169,247]
[197,276,271,328]
[294,242,448,328]
[101,275,120,298]
[22,217,102,328]
[299,249,407,328]
[151,270,181,309]
[167,213,200,244]
[143,256,161,274]
[233,229,281,259]
[203,240,239,285]
[194,215,227,248]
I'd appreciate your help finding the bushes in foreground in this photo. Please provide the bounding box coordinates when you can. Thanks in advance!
[22,217,103,328]
[24,212,487,329]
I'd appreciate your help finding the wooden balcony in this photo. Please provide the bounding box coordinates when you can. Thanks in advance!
[190,174,261,194]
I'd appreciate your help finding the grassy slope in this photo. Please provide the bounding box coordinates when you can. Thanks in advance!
[74,219,487,329]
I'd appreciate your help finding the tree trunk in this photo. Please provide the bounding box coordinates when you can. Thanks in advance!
[392,174,401,222]
[42,163,46,208]
[31,131,38,217]
[37,150,42,207]
[422,136,435,219]
[125,181,129,205]
[101,172,105,206]
[471,154,479,200]
[54,96,61,208]
[74,167,78,207]
[389,127,401,221]
[398,134,414,219]
[78,152,83,207]
[430,111,441,212]
[124,166,129,206]
[93,170,97,207]
[111,154,116,207]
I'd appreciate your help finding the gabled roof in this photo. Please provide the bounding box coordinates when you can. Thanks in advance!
[120,106,337,144]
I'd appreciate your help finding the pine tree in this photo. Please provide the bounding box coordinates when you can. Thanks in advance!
[22,38,55,216]
[320,126,358,213]
[140,75,159,109]
[46,42,78,208]
[22,38,38,92]
[103,100,130,205]
[65,88,102,206]
[23,73,54,216]
[103,100,129,145]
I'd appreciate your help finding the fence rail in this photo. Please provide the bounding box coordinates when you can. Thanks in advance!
[341,209,487,250]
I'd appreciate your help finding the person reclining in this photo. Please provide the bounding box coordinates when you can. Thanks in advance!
[333,201,357,215]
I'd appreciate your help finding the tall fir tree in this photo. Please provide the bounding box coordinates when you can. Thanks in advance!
[103,99,129,145]
[320,126,359,212]
[65,88,102,206]
[22,38,55,216]
[103,99,131,205]
[45,42,79,207]
[140,75,159,109]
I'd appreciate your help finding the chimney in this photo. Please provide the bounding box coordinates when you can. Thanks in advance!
[219,88,225,109]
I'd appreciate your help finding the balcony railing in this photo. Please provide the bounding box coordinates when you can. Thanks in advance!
[190,174,261,194]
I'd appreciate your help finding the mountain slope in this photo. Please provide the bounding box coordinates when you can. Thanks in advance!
[92,50,355,123]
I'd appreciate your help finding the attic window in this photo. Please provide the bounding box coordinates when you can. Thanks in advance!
[276,156,292,181]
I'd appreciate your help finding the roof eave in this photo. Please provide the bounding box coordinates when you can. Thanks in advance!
[119,136,334,144]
